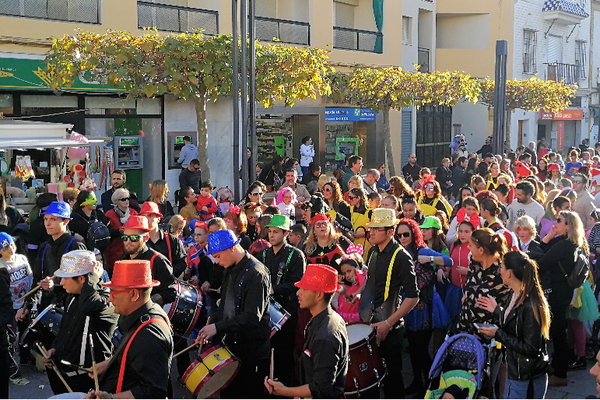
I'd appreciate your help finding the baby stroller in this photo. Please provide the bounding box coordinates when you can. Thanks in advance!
[425,334,488,399]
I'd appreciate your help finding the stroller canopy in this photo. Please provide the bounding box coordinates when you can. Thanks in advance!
[429,333,486,388]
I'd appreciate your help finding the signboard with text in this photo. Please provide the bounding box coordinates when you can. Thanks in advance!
[540,110,583,121]
[557,121,565,150]
[325,108,376,122]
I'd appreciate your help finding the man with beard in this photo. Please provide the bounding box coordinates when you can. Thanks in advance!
[259,215,306,386]
[195,230,271,398]
[121,215,176,306]
[100,170,140,213]
[507,181,544,231]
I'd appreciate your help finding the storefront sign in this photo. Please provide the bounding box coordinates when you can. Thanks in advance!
[540,110,583,121]
[325,108,376,122]
[0,57,124,92]
[557,121,565,150]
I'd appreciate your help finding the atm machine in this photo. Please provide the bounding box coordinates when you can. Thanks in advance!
[114,136,143,169]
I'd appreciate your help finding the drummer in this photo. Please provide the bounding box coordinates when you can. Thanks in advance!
[41,250,117,395]
[141,202,187,278]
[355,208,419,398]
[29,202,86,310]
[86,259,173,399]
[264,263,348,398]
[259,215,306,386]
[121,215,176,306]
[195,230,272,398]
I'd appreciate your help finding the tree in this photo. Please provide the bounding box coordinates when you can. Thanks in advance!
[329,68,480,175]
[477,78,577,151]
[46,30,333,180]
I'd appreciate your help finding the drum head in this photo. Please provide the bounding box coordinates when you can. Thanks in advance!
[48,392,86,399]
[346,324,373,345]
[197,359,240,399]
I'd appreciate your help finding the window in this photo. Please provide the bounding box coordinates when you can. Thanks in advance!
[0,0,101,24]
[402,16,411,45]
[137,1,218,34]
[334,2,354,28]
[575,40,587,80]
[256,0,276,18]
[523,29,537,73]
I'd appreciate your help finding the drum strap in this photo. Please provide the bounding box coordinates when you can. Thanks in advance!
[263,248,295,286]
[116,317,169,394]
[149,253,159,272]
[384,247,402,301]
[163,231,173,264]
[41,237,78,276]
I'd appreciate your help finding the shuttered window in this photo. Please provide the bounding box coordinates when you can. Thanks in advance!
[575,40,587,80]
[402,16,411,45]
[547,35,562,63]
[523,29,537,73]
[334,2,354,28]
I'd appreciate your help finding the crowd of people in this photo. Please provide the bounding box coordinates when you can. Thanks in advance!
[4,137,600,399]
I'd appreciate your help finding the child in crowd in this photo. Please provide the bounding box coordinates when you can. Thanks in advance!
[2,232,33,365]
[196,180,218,221]
[168,215,186,245]
[243,203,262,242]
[288,224,307,248]
[334,247,366,323]
[367,192,382,210]
[276,187,296,223]
[447,221,474,320]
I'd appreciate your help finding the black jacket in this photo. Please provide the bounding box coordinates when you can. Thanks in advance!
[435,166,453,191]
[100,301,172,398]
[128,245,177,305]
[538,235,576,295]
[0,266,12,349]
[518,239,544,262]
[30,233,87,309]
[493,296,549,381]
[146,231,187,278]
[452,166,466,197]
[68,208,106,245]
[179,168,201,193]
[52,276,118,369]
[100,188,140,215]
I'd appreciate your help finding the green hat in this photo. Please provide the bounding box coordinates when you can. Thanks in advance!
[266,215,291,231]
[420,216,442,230]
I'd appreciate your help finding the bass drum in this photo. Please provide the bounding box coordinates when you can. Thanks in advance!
[269,298,290,338]
[344,323,386,398]
[163,280,203,337]
[21,305,63,351]
[182,345,240,399]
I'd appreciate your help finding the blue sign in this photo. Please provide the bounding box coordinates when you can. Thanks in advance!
[325,108,376,122]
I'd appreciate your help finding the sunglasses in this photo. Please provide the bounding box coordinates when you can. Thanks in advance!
[396,232,411,238]
[109,288,131,298]
[348,195,358,200]
[556,217,565,224]
[193,166,200,171]
[118,198,130,202]
[323,187,332,192]
[121,234,147,242]
[250,192,263,196]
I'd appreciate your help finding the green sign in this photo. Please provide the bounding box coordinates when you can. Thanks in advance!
[0,57,125,92]
[120,137,140,146]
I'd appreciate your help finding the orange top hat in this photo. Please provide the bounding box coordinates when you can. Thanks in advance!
[123,215,151,232]
[295,264,340,293]
[140,201,163,218]
[103,260,160,289]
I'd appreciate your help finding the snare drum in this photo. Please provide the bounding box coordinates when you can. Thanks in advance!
[164,280,203,337]
[48,392,86,399]
[182,345,240,398]
[269,298,290,338]
[21,305,63,351]
[344,323,386,398]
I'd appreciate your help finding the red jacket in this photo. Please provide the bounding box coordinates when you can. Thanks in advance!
[196,195,218,220]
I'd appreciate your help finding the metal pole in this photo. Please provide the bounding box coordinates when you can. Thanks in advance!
[240,0,249,195]
[232,0,240,201]
[492,40,508,155]
[249,0,257,184]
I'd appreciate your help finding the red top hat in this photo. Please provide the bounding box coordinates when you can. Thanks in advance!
[103,260,160,289]
[123,215,151,232]
[295,264,340,293]
[140,201,163,218]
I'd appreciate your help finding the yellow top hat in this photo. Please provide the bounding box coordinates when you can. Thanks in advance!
[365,208,398,228]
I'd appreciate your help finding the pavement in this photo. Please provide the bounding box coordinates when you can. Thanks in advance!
[8,343,600,399]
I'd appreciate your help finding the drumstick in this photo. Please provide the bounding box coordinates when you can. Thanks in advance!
[173,342,199,358]
[269,348,274,381]
[198,317,211,355]
[37,342,72,393]
[16,275,56,303]
[60,360,92,374]
[89,335,100,396]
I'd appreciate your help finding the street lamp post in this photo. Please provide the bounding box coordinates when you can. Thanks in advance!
[492,40,508,155]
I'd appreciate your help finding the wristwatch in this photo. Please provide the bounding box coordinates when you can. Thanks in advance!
[430,256,435,263]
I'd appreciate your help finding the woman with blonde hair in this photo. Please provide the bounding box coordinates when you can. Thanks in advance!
[304,214,344,268]
[388,175,414,199]
[147,179,174,223]
[539,210,589,386]
[322,180,351,220]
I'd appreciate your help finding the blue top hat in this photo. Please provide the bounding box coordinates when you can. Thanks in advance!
[206,230,240,256]
[0,232,14,249]
[44,201,72,220]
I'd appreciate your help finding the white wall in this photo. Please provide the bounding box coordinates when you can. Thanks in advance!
[402,0,435,71]
[452,102,490,153]
[436,14,490,49]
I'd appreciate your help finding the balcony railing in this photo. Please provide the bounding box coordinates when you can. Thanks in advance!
[418,47,430,72]
[256,17,310,46]
[545,62,577,85]
[333,27,383,54]
[138,1,218,35]
[0,0,100,24]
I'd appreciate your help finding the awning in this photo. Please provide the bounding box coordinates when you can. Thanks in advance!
[0,120,110,149]
[0,137,108,150]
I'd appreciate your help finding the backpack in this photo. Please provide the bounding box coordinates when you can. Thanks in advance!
[87,219,111,252]
[558,248,590,289]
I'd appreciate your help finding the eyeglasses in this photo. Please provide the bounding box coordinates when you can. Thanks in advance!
[370,228,387,234]
[109,288,131,298]
[250,192,263,196]
[118,198,130,202]
[314,222,328,228]
[323,188,332,192]
[396,232,411,238]
[121,234,147,242]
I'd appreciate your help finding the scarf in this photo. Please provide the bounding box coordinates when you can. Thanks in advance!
[113,206,131,225]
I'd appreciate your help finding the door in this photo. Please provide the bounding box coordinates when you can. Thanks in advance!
[416,104,452,168]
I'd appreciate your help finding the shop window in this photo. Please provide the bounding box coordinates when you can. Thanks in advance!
[0,94,13,115]
[21,94,78,116]
[256,115,293,165]
[85,97,161,115]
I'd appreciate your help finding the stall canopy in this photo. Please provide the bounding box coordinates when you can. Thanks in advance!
[0,120,108,149]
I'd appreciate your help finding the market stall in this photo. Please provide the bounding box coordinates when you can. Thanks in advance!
[0,120,110,215]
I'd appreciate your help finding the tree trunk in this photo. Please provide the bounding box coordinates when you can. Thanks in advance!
[194,91,211,181]
[383,108,396,176]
